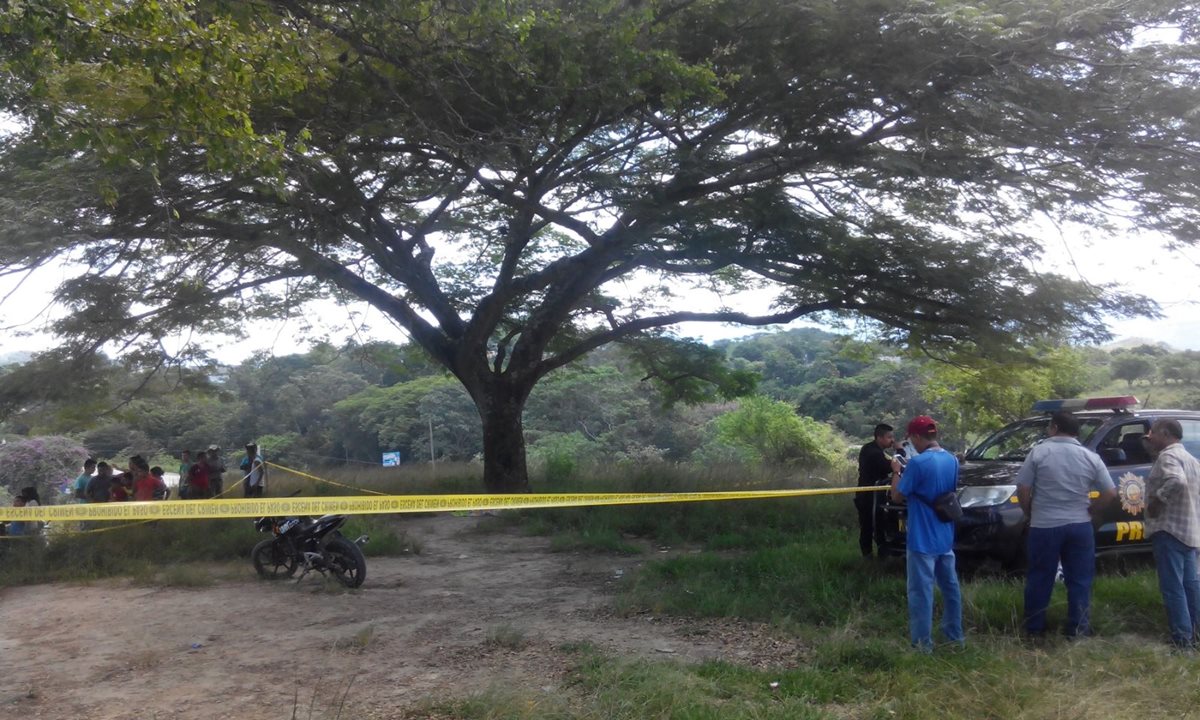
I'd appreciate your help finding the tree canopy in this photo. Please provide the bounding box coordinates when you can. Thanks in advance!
[2,0,1198,490]
[1,331,1197,481]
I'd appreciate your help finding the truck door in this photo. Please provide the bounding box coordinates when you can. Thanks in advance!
[1093,421,1151,551]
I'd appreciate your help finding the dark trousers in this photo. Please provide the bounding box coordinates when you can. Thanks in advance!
[855,493,879,556]
[1024,521,1095,636]
[245,483,263,498]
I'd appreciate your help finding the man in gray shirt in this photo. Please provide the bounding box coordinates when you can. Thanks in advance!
[1144,418,1200,648]
[1016,411,1117,637]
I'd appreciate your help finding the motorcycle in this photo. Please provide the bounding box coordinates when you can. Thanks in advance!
[251,513,370,588]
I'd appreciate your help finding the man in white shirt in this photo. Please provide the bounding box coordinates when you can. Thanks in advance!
[243,443,267,498]
[1016,411,1116,638]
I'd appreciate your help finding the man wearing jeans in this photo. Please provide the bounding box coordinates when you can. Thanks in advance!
[1016,411,1116,638]
[890,415,963,651]
[1144,418,1200,648]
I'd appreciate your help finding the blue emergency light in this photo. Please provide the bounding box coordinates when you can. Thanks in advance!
[1031,396,1139,413]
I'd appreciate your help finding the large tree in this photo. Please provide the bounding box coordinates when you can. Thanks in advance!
[1,0,1196,491]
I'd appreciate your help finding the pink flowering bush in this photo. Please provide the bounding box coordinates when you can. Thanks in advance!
[0,436,89,504]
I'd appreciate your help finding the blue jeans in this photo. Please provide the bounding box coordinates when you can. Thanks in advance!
[1152,531,1200,648]
[906,550,963,650]
[1024,522,1095,636]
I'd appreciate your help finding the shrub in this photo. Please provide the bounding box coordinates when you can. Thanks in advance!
[714,396,849,470]
[0,435,88,503]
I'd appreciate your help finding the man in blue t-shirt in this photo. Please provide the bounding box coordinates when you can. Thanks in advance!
[73,458,96,503]
[890,415,963,651]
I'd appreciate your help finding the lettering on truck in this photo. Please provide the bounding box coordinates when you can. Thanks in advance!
[1115,521,1144,543]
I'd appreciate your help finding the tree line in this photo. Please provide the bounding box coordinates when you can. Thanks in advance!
[1,330,1196,501]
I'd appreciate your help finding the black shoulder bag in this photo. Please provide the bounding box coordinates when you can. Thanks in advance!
[924,489,962,523]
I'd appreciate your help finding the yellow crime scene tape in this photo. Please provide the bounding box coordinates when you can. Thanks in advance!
[0,484,888,523]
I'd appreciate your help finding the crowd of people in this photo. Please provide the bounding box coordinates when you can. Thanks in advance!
[65,443,268,503]
[2,444,269,537]
[858,413,1200,652]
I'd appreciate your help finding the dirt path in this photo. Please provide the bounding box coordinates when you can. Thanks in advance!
[0,515,797,720]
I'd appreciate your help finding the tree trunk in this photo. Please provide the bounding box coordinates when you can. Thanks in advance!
[477,386,532,493]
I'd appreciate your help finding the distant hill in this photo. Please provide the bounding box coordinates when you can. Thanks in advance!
[0,351,31,366]
[1102,337,1174,352]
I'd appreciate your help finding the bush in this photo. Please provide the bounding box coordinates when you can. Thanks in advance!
[714,396,850,471]
[528,431,603,484]
[0,435,88,504]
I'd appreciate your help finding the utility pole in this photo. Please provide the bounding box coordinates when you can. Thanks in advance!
[429,417,436,480]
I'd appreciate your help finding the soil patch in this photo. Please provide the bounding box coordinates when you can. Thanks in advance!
[0,515,799,719]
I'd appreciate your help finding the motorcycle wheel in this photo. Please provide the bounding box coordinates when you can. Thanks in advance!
[251,539,298,580]
[325,537,367,588]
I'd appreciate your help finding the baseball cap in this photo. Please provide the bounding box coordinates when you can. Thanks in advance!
[906,415,937,436]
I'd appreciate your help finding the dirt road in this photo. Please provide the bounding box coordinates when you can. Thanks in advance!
[0,515,794,719]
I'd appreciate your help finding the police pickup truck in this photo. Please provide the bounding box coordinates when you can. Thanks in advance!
[876,396,1200,568]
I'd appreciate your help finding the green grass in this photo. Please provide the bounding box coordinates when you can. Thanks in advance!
[0,519,261,586]
[269,461,484,497]
[467,465,1194,719]
[0,512,417,586]
[340,516,421,557]
[423,635,1200,720]
[618,540,1168,640]
[0,463,433,587]
[488,493,858,555]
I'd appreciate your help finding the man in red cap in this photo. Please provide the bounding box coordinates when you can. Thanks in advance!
[890,415,963,651]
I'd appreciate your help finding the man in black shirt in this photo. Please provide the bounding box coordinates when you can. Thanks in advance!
[85,462,115,503]
[856,423,896,557]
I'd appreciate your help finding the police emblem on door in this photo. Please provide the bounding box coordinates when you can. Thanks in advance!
[1117,471,1146,516]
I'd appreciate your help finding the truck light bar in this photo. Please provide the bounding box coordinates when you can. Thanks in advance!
[1031,396,1139,413]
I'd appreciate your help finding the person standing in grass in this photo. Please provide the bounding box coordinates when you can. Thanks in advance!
[1144,418,1200,649]
[207,446,226,497]
[178,450,194,500]
[856,423,895,557]
[890,415,963,652]
[186,451,211,499]
[131,456,166,501]
[73,458,96,503]
[1016,410,1116,639]
[242,443,266,498]
[8,487,41,536]
[85,462,114,503]
[109,467,132,501]
[150,466,170,500]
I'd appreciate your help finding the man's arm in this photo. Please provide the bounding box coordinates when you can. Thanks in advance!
[890,459,907,504]
[1015,454,1037,520]
[1017,484,1032,519]
[1089,458,1117,515]
[872,446,893,481]
[1151,452,1186,504]
[1090,487,1117,515]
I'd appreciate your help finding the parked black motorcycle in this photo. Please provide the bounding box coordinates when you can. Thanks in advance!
[251,514,369,588]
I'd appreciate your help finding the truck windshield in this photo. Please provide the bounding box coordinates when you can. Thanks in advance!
[965,418,1104,461]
